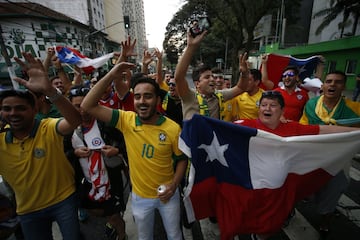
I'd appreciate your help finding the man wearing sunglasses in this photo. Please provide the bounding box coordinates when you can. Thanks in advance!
[235,90,359,240]
[273,66,309,121]
[0,52,82,239]
[161,77,183,127]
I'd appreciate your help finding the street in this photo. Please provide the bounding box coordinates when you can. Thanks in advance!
[48,157,360,240]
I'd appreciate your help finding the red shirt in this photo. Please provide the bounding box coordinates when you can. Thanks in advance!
[237,119,319,137]
[99,91,134,111]
[274,87,309,121]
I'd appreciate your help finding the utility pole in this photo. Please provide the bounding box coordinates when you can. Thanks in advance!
[0,24,20,89]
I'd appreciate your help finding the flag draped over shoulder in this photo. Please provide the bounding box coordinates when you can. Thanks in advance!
[179,114,360,239]
[55,46,114,74]
[261,53,320,89]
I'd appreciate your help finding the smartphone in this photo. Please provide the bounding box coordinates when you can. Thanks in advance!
[190,17,211,37]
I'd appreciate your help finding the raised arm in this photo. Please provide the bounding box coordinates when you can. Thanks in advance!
[14,52,81,135]
[43,47,55,72]
[227,52,249,98]
[113,37,137,98]
[141,49,153,75]
[81,62,135,123]
[314,55,326,79]
[260,54,274,90]
[116,36,137,64]
[52,56,72,93]
[174,31,207,97]
[72,65,83,86]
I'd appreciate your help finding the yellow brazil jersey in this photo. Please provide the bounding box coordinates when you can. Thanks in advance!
[0,118,75,214]
[234,89,264,120]
[109,110,186,198]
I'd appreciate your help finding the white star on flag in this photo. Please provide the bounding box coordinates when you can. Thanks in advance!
[198,131,229,167]
[65,51,76,60]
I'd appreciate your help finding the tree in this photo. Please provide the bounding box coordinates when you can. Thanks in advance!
[163,0,281,82]
[313,0,360,37]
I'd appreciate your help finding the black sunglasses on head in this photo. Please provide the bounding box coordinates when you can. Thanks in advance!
[262,90,281,97]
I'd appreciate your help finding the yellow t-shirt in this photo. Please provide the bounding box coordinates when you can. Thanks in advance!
[234,89,264,120]
[110,110,186,198]
[0,118,75,214]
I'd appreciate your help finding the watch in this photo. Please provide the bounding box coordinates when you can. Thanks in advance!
[47,87,62,103]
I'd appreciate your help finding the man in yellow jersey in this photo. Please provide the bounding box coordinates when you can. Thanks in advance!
[81,62,188,240]
[0,52,81,239]
[234,69,264,120]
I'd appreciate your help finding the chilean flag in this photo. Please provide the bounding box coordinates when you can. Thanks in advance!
[261,53,321,89]
[55,46,114,74]
[179,115,360,239]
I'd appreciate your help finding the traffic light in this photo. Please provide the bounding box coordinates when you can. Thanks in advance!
[124,16,130,29]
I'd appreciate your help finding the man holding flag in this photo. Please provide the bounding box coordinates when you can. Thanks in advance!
[179,90,360,239]
[300,70,360,235]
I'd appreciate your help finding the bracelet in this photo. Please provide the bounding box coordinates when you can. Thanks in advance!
[47,87,62,103]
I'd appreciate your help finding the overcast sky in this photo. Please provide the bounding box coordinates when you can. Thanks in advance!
[143,0,184,50]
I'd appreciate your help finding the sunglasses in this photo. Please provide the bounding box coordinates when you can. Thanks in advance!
[282,72,296,78]
[69,87,90,96]
[262,90,282,97]
[168,82,176,87]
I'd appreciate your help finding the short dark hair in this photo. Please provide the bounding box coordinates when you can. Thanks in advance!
[132,75,161,97]
[250,69,262,81]
[327,70,347,83]
[192,64,212,82]
[283,65,299,75]
[260,90,285,109]
[0,89,36,108]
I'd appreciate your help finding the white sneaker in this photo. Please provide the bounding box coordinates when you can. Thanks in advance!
[210,222,220,236]
[182,226,193,240]
[200,219,220,239]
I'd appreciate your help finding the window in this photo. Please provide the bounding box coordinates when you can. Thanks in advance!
[328,61,337,73]
[345,60,358,75]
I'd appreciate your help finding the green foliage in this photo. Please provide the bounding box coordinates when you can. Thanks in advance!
[163,0,292,80]
[313,0,360,37]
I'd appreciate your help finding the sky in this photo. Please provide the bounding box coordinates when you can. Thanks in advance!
[143,0,185,50]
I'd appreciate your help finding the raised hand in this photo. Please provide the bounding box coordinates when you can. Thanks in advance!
[186,29,207,48]
[239,52,249,74]
[14,52,52,94]
[121,36,137,59]
[153,48,162,60]
[142,49,153,66]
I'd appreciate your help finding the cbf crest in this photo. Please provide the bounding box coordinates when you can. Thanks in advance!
[159,132,166,142]
[34,148,45,158]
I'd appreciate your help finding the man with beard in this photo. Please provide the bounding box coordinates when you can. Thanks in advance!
[81,62,188,240]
